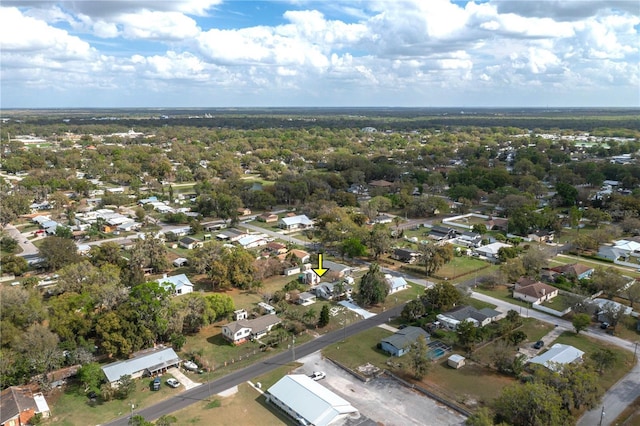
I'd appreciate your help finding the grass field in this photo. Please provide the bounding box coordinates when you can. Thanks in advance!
[553,331,636,390]
[46,373,185,426]
[475,285,531,309]
[322,327,394,371]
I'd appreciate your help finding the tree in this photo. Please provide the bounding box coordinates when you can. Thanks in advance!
[356,263,389,306]
[401,299,426,322]
[12,324,64,377]
[0,254,28,275]
[421,282,461,312]
[367,224,391,259]
[420,243,454,276]
[340,237,367,259]
[156,415,178,426]
[508,330,527,346]
[408,335,430,379]
[209,247,256,290]
[465,407,494,426]
[116,374,136,399]
[78,362,104,394]
[493,382,569,426]
[590,348,617,374]
[572,313,591,334]
[592,268,628,299]
[318,305,330,327]
[626,283,640,309]
[39,236,81,270]
[457,320,479,354]
[471,224,487,235]
[128,415,152,426]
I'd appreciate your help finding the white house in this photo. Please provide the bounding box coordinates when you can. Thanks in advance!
[513,281,558,304]
[222,315,281,345]
[528,343,584,371]
[278,214,314,230]
[156,273,194,295]
[385,274,408,294]
[473,242,512,260]
[101,347,181,385]
[266,375,359,426]
[237,234,268,249]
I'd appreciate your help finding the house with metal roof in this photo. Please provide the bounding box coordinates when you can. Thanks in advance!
[385,274,408,294]
[380,326,430,357]
[528,343,584,371]
[101,347,181,385]
[266,375,359,426]
[237,234,268,249]
[278,214,313,230]
[156,273,194,295]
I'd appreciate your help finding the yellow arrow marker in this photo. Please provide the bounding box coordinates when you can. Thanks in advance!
[312,253,329,278]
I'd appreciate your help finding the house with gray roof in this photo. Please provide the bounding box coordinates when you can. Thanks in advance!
[222,314,282,345]
[380,326,430,357]
[437,305,501,330]
[0,387,51,425]
[101,347,181,385]
[267,375,358,426]
[529,343,584,371]
[278,214,313,230]
[156,273,194,295]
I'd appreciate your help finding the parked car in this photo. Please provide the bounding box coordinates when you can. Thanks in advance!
[166,378,180,388]
[310,371,326,381]
[152,377,161,391]
[600,322,610,329]
[183,360,198,371]
[533,340,544,349]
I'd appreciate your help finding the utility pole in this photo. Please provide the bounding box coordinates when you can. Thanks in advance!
[292,337,296,362]
[598,406,605,426]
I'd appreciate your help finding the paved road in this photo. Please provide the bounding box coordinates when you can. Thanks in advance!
[104,305,403,425]
[4,223,39,256]
[469,291,640,426]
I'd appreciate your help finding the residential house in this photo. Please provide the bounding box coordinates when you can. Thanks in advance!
[156,273,194,295]
[380,326,431,357]
[314,281,353,300]
[528,344,584,371]
[172,257,188,267]
[598,240,640,262]
[473,242,512,261]
[321,260,352,278]
[428,226,457,241]
[265,242,287,255]
[385,274,408,294]
[549,263,594,280]
[392,248,421,264]
[296,291,316,306]
[0,387,51,426]
[593,298,633,322]
[237,234,268,249]
[456,231,482,248]
[236,207,252,216]
[222,315,282,345]
[485,216,508,231]
[101,347,181,385]
[436,306,501,330]
[300,270,320,285]
[258,302,277,315]
[257,212,278,223]
[368,179,394,190]
[278,214,314,230]
[284,266,301,276]
[513,281,558,304]
[179,236,203,250]
[286,249,311,264]
[373,214,394,224]
[266,375,359,426]
[216,228,247,242]
[527,229,554,243]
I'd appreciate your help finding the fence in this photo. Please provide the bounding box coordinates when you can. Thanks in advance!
[531,302,571,317]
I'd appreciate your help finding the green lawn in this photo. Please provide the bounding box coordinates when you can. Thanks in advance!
[475,285,531,309]
[46,373,184,425]
[540,293,574,312]
[322,327,394,371]
[368,282,424,314]
[553,331,636,390]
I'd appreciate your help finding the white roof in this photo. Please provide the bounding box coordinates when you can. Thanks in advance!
[448,354,465,363]
[237,234,266,247]
[157,274,193,291]
[385,274,408,290]
[475,242,512,255]
[33,393,50,414]
[592,298,633,316]
[529,343,584,370]
[267,375,358,426]
[613,240,640,252]
[102,347,180,383]
[280,215,313,226]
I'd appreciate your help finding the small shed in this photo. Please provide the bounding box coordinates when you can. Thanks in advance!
[447,354,466,369]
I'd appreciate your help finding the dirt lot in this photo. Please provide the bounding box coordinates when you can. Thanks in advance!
[295,352,466,426]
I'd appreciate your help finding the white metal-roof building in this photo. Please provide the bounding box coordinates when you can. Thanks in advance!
[528,343,584,371]
[267,375,359,426]
[101,347,181,384]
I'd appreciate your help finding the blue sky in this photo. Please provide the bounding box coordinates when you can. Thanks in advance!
[1,0,639,108]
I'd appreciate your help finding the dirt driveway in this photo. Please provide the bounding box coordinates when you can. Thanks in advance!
[296,352,466,426]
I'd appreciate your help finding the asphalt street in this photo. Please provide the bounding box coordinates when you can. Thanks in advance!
[104,304,403,425]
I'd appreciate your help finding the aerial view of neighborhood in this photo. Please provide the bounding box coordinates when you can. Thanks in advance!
[1,1,639,426]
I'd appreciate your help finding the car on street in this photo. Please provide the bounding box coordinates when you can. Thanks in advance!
[310,371,326,381]
[166,378,180,388]
[533,340,544,349]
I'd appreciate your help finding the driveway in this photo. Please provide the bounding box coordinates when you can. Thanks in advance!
[166,367,201,390]
[338,300,377,319]
[4,224,39,256]
[295,352,466,426]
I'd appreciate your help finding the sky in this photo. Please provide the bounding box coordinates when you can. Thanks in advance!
[1,0,639,108]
